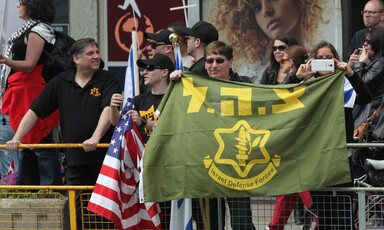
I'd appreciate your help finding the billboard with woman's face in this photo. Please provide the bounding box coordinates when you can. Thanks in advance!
[203,0,342,82]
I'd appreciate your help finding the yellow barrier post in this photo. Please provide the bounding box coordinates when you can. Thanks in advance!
[68,189,77,230]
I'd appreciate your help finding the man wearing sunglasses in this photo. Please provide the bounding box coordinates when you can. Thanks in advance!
[110,53,174,229]
[110,53,174,144]
[169,21,219,81]
[348,0,384,59]
[204,41,254,230]
[144,29,175,64]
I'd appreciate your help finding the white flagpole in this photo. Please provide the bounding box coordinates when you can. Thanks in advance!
[131,31,140,96]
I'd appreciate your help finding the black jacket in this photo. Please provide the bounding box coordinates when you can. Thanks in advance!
[189,57,208,76]
[348,28,368,57]
[354,57,384,129]
[260,62,280,85]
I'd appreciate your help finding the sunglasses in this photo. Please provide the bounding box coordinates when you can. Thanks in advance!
[19,0,26,4]
[364,39,371,44]
[272,45,287,52]
[281,58,290,64]
[148,42,167,49]
[205,58,227,64]
[144,65,163,71]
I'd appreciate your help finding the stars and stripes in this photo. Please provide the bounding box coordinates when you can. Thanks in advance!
[88,98,161,230]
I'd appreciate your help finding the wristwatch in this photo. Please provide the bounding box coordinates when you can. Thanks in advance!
[139,117,147,128]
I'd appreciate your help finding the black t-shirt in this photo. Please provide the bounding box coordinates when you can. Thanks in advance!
[133,91,164,143]
[30,69,122,166]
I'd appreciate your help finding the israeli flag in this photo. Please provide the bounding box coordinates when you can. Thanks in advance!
[344,78,356,108]
[170,45,193,230]
[170,198,193,230]
[175,45,184,71]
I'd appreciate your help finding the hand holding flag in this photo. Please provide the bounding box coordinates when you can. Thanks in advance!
[88,98,161,230]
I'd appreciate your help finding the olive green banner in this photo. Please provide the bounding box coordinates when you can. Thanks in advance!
[142,71,350,202]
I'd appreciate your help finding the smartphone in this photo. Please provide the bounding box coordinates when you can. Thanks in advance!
[358,48,363,55]
[311,59,335,72]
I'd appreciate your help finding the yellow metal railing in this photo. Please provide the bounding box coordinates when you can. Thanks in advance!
[0,185,103,230]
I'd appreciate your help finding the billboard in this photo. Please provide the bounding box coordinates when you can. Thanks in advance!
[107,0,187,62]
[202,0,342,82]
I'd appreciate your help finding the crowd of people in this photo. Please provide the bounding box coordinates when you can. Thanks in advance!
[1,0,384,229]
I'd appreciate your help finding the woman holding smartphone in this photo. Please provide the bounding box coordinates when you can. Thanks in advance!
[287,41,371,230]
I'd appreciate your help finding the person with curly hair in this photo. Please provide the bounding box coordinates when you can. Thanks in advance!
[0,0,61,185]
[208,0,326,81]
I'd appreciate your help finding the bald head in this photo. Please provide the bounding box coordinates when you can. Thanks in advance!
[363,0,384,28]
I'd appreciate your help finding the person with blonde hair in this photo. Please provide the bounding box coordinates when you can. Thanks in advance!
[208,0,326,80]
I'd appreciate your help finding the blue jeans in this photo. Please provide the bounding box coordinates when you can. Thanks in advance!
[0,113,19,178]
[17,132,62,185]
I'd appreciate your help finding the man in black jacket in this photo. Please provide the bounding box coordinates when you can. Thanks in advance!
[170,21,218,77]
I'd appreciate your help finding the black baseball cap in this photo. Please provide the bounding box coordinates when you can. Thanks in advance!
[144,29,172,45]
[180,21,218,45]
[137,53,175,72]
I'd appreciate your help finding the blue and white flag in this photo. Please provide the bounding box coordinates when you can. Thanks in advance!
[344,77,356,108]
[170,44,193,230]
[174,45,184,71]
[170,198,193,230]
[123,45,136,106]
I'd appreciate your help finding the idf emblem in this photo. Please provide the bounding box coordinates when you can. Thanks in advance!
[90,87,101,97]
[204,120,281,190]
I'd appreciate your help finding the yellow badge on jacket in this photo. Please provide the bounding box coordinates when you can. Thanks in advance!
[90,87,101,97]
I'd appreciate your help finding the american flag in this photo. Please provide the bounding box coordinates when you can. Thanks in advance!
[88,98,161,230]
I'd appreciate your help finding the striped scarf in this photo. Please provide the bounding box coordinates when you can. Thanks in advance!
[0,19,39,108]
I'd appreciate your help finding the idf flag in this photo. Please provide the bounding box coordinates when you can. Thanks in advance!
[142,70,350,202]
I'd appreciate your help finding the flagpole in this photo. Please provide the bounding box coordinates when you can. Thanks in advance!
[132,31,140,96]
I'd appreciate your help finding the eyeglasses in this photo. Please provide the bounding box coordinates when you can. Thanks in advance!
[361,10,382,15]
[205,58,227,64]
[148,42,167,49]
[281,59,290,64]
[144,65,163,71]
[314,56,334,59]
[272,45,287,52]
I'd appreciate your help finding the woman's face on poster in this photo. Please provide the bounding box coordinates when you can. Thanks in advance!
[253,0,300,40]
